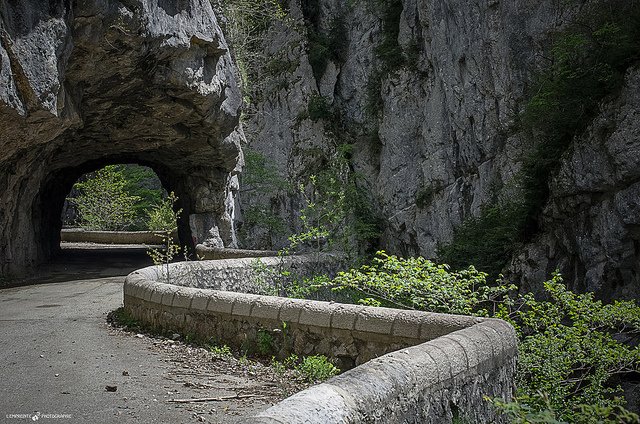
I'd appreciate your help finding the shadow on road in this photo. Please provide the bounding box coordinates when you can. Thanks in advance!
[4,243,157,287]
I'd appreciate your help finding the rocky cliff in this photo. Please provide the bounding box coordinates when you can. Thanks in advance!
[0,0,244,278]
[228,0,639,299]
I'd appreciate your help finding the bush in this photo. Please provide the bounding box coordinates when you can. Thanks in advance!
[68,165,141,231]
[307,94,332,121]
[321,253,640,422]
[146,192,180,233]
[327,251,510,315]
[495,274,640,422]
[295,355,340,382]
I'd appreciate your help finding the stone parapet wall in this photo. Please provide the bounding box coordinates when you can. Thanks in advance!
[60,229,177,245]
[123,258,517,423]
[142,253,345,294]
[195,244,278,260]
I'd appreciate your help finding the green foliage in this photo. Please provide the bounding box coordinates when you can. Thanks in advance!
[147,193,182,278]
[146,192,180,233]
[326,251,512,315]
[437,199,529,278]
[365,0,411,117]
[68,165,141,231]
[270,353,340,383]
[220,0,289,106]
[238,148,289,248]
[306,16,349,81]
[109,307,140,329]
[118,164,165,229]
[321,252,640,422]
[494,273,640,422]
[256,329,276,356]
[373,0,404,72]
[415,183,443,209]
[241,148,288,195]
[208,344,233,359]
[294,355,340,383]
[287,158,381,256]
[307,94,333,121]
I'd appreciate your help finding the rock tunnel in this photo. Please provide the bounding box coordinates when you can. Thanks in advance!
[0,1,244,279]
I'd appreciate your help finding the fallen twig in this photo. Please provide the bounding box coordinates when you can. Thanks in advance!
[168,394,261,403]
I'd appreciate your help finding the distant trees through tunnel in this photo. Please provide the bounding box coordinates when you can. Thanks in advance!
[62,164,170,232]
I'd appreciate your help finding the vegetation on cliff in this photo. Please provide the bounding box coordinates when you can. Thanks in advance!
[438,0,640,278]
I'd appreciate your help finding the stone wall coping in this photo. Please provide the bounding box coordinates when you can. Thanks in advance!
[239,319,516,423]
[125,263,489,340]
[195,244,279,259]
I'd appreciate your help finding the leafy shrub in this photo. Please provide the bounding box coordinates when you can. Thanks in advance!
[256,329,276,355]
[321,253,640,422]
[437,200,529,279]
[495,274,640,422]
[119,164,164,229]
[68,165,141,231]
[327,251,510,315]
[307,94,332,121]
[295,355,340,382]
[146,192,180,233]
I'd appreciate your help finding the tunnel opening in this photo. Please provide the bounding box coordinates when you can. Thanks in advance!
[0,2,244,283]
[61,164,169,233]
[36,157,197,277]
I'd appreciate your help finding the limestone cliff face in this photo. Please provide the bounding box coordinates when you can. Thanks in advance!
[511,67,640,300]
[0,1,244,278]
[233,0,639,298]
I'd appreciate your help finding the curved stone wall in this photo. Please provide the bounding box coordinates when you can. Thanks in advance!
[195,244,278,260]
[123,257,517,423]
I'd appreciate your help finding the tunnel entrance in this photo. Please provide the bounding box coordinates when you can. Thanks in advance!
[61,164,169,233]
[52,163,182,280]
[0,3,244,282]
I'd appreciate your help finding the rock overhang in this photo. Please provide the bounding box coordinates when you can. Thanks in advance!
[0,0,245,279]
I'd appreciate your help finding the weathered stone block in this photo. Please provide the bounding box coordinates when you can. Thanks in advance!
[354,307,396,335]
[279,299,303,323]
[149,287,163,305]
[392,310,426,339]
[160,286,178,307]
[251,296,284,321]
[172,289,192,309]
[425,338,467,379]
[231,293,255,317]
[299,301,332,327]
[190,292,210,311]
[206,292,236,315]
[330,304,363,331]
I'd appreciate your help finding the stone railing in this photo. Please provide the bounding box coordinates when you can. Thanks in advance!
[195,244,278,260]
[61,228,176,244]
[123,257,517,423]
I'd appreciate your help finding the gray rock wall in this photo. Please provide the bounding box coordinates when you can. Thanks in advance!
[232,0,639,297]
[0,1,244,278]
[511,67,640,299]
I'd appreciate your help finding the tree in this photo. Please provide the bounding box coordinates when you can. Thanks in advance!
[68,165,141,231]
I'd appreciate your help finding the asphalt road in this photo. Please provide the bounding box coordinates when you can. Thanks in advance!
[0,245,276,423]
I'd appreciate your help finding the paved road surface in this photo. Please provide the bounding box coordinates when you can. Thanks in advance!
[0,245,276,423]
